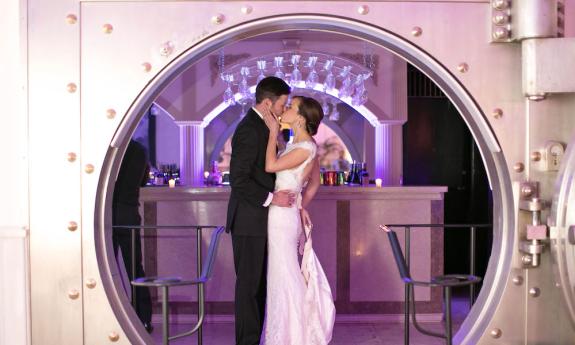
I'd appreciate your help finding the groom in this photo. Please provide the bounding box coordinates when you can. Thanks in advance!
[226,76,295,345]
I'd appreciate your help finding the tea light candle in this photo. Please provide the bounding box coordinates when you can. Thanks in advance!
[375,178,382,187]
[168,179,176,188]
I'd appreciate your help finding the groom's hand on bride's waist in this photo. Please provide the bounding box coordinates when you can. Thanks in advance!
[271,190,296,207]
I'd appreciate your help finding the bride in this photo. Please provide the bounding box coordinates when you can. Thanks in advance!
[261,96,336,345]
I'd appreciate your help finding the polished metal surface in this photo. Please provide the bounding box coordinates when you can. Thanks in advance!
[550,133,575,327]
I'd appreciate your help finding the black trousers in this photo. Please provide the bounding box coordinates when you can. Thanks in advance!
[232,235,268,345]
[113,203,152,325]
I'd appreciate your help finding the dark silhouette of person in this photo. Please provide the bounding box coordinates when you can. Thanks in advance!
[113,139,153,332]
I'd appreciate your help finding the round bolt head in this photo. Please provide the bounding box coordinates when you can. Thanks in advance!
[108,331,120,342]
[521,254,532,265]
[529,287,541,297]
[512,275,523,285]
[520,185,534,198]
[492,13,509,25]
[211,14,225,25]
[85,164,95,174]
[106,109,116,119]
[141,62,152,72]
[490,328,502,338]
[492,27,510,40]
[66,14,78,25]
[411,27,422,37]
[86,278,97,289]
[102,23,113,34]
[457,63,469,73]
[66,83,77,93]
[159,41,175,57]
[492,0,508,10]
[67,152,77,162]
[241,5,253,14]
[357,5,369,15]
[492,108,503,119]
[68,289,80,300]
[513,162,525,173]
[67,221,78,232]
[531,151,541,162]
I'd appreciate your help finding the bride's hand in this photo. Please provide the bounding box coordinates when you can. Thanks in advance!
[262,107,280,135]
[300,208,312,230]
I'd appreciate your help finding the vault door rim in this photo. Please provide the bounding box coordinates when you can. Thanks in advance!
[93,14,514,345]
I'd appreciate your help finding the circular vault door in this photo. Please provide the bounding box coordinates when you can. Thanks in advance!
[551,136,575,327]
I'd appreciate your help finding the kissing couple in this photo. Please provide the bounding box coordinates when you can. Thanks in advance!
[226,76,336,345]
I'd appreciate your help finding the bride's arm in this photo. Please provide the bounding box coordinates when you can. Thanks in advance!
[301,157,321,209]
[300,158,321,228]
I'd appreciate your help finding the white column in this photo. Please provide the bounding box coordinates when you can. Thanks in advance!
[374,122,392,185]
[375,122,404,186]
[177,121,204,186]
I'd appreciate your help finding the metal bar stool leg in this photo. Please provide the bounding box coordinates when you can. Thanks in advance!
[469,226,476,307]
[196,227,203,345]
[404,226,411,345]
[131,228,137,309]
[444,286,452,345]
[162,286,170,345]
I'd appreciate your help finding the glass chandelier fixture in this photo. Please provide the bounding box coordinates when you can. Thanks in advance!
[219,51,373,107]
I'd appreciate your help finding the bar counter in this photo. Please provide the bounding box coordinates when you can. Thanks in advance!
[139,185,447,321]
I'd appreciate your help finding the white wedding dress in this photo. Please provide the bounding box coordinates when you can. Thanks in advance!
[263,141,336,345]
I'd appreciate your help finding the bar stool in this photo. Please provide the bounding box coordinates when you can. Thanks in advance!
[379,225,481,345]
[132,226,225,345]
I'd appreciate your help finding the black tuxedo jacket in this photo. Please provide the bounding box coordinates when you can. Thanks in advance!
[226,109,276,236]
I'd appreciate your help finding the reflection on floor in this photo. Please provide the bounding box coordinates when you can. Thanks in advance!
[147,295,470,344]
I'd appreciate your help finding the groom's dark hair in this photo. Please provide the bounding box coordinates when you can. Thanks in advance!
[255,76,291,104]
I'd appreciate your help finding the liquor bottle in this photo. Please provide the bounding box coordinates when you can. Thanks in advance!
[210,161,222,185]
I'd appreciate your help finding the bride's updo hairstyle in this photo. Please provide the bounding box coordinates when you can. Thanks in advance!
[295,96,324,136]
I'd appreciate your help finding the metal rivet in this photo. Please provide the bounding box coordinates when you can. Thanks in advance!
[492,13,509,25]
[490,328,502,338]
[492,0,508,10]
[108,332,120,342]
[106,109,116,119]
[141,62,152,72]
[529,287,540,297]
[521,184,534,198]
[241,5,253,14]
[513,162,525,173]
[67,221,78,232]
[159,41,175,57]
[86,279,97,289]
[531,151,541,162]
[457,63,469,73]
[66,14,78,25]
[357,5,370,15]
[492,108,503,119]
[411,27,422,37]
[492,27,510,40]
[66,83,77,93]
[512,275,523,285]
[102,23,113,34]
[521,254,532,265]
[67,152,77,162]
[85,164,95,174]
[68,289,80,300]
[211,14,225,25]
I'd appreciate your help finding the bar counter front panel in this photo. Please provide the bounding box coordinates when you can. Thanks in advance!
[139,185,446,319]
